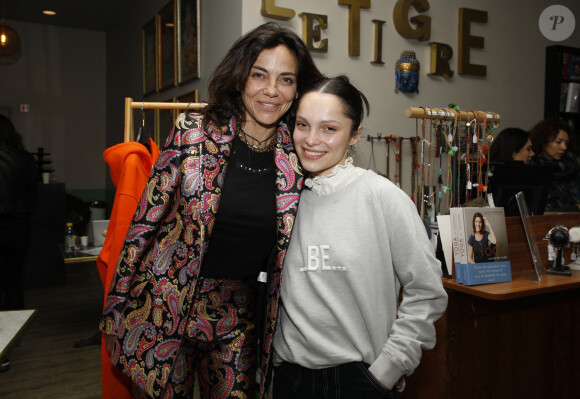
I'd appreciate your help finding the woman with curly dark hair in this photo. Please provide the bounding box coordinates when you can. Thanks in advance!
[100,22,323,399]
[529,119,580,211]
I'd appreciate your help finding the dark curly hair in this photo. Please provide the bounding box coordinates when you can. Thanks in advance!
[529,119,574,156]
[201,22,323,131]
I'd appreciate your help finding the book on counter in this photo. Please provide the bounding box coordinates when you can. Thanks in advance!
[450,206,511,286]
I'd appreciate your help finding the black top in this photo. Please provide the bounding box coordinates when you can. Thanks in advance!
[200,135,277,278]
[488,161,553,216]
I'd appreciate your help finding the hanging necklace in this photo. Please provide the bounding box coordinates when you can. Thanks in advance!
[465,113,472,202]
[385,136,390,180]
[395,137,402,187]
[436,125,444,215]
[426,117,434,217]
[419,108,427,218]
[474,111,483,198]
[444,111,459,212]
[456,119,462,207]
[411,131,419,205]
[237,124,277,152]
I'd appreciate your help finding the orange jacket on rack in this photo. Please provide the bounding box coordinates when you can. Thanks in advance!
[96,138,160,399]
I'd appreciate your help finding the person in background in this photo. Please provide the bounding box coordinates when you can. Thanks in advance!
[100,22,323,399]
[529,119,580,211]
[272,76,447,398]
[0,114,37,311]
[488,127,534,164]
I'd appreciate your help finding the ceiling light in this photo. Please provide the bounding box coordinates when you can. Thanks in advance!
[42,10,56,16]
[0,0,22,65]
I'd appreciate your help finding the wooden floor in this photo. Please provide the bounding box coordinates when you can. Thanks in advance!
[0,261,103,398]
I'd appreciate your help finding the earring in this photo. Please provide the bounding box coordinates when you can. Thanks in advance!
[348,145,357,157]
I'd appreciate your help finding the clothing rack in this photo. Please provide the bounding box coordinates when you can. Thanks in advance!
[404,106,501,123]
[123,97,207,142]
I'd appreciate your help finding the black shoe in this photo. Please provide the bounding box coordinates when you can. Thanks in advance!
[73,331,101,348]
[0,359,9,372]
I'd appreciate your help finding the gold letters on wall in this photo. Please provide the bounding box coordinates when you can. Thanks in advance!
[458,8,487,76]
[260,0,295,20]
[299,13,328,53]
[393,0,431,41]
[259,1,488,78]
[428,42,454,78]
[338,0,371,56]
[371,19,386,64]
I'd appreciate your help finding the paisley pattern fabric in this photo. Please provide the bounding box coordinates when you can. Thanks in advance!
[99,113,303,398]
[158,276,258,399]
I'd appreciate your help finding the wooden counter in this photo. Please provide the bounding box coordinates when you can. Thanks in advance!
[443,271,580,300]
[400,212,580,398]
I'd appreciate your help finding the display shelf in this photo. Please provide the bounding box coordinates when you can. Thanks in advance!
[443,270,580,300]
[544,45,580,149]
[446,212,580,299]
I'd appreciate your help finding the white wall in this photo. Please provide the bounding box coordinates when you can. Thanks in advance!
[240,0,580,195]
[0,22,106,191]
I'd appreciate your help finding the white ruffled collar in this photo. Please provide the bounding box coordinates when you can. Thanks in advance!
[304,158,362,195]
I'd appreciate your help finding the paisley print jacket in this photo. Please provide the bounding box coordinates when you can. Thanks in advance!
[99,113,303,398]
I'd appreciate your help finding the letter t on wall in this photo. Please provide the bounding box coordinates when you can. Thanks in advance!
[338,0,371,56]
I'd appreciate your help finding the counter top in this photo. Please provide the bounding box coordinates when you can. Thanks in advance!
[443,270,580,300]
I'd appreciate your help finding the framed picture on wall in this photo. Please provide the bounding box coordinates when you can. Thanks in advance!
[142,17,158,96]
[157,1,177,91]
[177,0,201,84]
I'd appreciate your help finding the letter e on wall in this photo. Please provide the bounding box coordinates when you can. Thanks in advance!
[458,8,487,76]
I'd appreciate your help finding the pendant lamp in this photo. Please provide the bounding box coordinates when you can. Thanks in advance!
[0,0,21,65]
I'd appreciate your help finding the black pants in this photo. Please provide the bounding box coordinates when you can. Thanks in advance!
[273,361,397,399]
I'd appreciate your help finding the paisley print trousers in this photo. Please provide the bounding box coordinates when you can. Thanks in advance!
[156,276,258,399]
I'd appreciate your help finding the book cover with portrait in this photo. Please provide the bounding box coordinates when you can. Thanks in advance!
[451,207,511,286]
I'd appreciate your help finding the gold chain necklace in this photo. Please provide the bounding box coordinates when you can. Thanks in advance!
[237,125,276,153]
